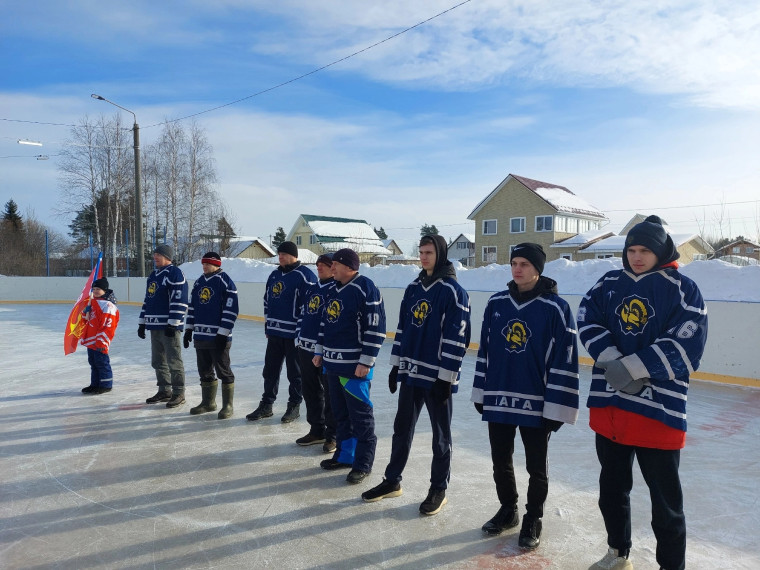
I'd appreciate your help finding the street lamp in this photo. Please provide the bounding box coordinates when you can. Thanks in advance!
[91,93,145,277]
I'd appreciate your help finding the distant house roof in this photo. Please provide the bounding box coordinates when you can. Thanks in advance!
[619,214,671,235]
[263,248,319,264]
[715,238,760,251]
[226,236,275,257]
[450,233,475,244]
[293,214,392,256]
[468,174,607,220]
[582,233,714,254]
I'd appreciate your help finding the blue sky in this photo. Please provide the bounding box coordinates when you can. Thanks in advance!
[2,0,760,252]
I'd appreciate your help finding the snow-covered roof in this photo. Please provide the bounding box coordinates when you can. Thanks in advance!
[534,187,605,217]
[263,248,319,264]
[582,233,713,253]
[226,236,275,257]
[302,217,392,256]
[551,228,614,248]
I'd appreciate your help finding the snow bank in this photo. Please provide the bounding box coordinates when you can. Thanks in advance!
[179,257,760,302]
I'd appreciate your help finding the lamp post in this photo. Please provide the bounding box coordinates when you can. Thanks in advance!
[91,94,145,277]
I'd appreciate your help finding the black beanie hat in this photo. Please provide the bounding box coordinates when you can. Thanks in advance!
[92,277,109,290]
[624,215,680,268]
[510,243,546,275]
[277,241,298,258]
[332,248,360,271]
[316,253,333,267]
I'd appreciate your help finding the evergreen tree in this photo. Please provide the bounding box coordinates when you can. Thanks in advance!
[420,223,439,237]
[68,204,97,244]
[272,226,286,249]
[375,226,388,239]
[2,199,23,231]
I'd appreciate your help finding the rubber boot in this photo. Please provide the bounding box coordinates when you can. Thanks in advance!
[218,383,234,419]
[190,381,218,415]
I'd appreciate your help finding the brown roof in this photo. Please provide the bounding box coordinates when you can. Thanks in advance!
[511,174,571,193]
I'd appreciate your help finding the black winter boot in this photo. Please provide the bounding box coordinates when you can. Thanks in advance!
[281,402,300,423]
[246,401,273,421]
[482,504,519,535]
[518,515,542,550]
[190,381,218,415]
[218,383,234,419]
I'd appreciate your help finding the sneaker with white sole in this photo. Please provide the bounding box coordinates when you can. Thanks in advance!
[362,479,402,502]
[296,433,326,446]
[589,547,633,570]
[419,488,447,515]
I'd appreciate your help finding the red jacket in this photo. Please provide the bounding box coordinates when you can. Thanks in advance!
[80,297,119,353]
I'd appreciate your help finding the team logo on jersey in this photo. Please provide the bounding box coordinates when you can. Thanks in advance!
[199,286,214,304]
[307,294,324,315]
[326,299,343,323]
[501,319,531,353]
[147,281,158,297]
[411,299,431,327]
[617,295,654,335]
[271,281,284,298]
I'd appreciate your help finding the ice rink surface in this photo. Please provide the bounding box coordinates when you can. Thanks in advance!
[1,304,759,569]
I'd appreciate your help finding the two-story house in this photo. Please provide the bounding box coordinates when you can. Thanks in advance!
[714,238,760,264]
[467,174,608,266]
[286,214,391,265]
[447,233,476,266]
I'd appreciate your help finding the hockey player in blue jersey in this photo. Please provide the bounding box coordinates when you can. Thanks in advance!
[312,248,386,484]
[247,241,316,423]
[295,253,337,453]
[472,242,579,550]
[581,216,707,570]
[183,252,239,419]
[138,244,189,408]
[361,234,470,515]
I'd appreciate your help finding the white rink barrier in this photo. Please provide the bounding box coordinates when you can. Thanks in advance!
[2,276,758,386]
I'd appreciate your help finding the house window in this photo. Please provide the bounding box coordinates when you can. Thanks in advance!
[510,217,525,233]
[482,246,497,263]
[457,241,470,250]
[746,246,755,254]
[733,246,740,253]
[483,219,497,235]
[555,216,567,232]
[309,235,317,245]
[296,236,302,245]
[536,215,553,232]
[693,254,707,261]
[560,253,572,260]
[595,253,615,259]
[566,218,578,233]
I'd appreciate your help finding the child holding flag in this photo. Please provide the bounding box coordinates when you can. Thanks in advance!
[81,277,120,394]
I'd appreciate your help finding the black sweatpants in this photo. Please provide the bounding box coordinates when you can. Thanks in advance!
[596,433,685,570]
[261,335,302,405]
[195,344,234,384]
[297,347,335,441]
[488,422,551,519]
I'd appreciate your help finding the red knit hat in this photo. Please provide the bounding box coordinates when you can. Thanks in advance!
[201,251,222,267]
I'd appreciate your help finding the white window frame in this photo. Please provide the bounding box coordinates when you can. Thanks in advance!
[733,246,740,253]
[560,253,573,260]
[595,253,615,259]
[746,246,754,254]
[482,245,497,263]
[309,234,317,245]
[535,215,553,232]
[295,235,302,245]
[510,217,526,233]
[693,254,707,261]
[482,219,497,235]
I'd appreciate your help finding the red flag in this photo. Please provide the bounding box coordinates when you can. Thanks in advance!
[64,253,103,355]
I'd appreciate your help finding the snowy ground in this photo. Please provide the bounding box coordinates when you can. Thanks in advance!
[2,304,759,569]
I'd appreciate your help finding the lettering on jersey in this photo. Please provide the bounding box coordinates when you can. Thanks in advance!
[411,299,431,327]
[399,361,419,374]
[617,295,654,335]
[326,299,343,323]
[271,281,284,298]
[496,396,533,410]
[147,281,158,297]
[307,293,324,315]
[323,350,344,360]
[199,286,214,304]
[501,319,531,353]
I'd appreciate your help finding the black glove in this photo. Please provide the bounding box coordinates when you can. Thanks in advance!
[474,402,483,415]
[433,379,451,403]
[215,334,228,349]
[388,366,398,394]
[137,324,146,339]
[183,329,192,349]
[544,418,563,432]
[597,359,645,394]
[164,325,176,338]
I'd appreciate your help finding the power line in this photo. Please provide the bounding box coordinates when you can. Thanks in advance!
[604,199,759,212]
[144,0,473,128]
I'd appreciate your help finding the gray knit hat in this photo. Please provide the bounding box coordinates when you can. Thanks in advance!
[153,244,174,261]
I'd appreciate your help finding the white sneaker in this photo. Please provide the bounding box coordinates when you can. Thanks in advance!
[589,547,633,569]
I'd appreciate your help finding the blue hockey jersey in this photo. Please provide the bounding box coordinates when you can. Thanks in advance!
[390,275,471,392]
[296,278,335,352]
[315,274,386,376]
[577,267,707,432]
[264,262,316,339]
[139,264,188,330]
[186,270,239,343]
[471,279,580,427]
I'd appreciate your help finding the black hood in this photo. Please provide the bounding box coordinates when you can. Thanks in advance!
[419,234,456,286]
[508,275,557,303]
